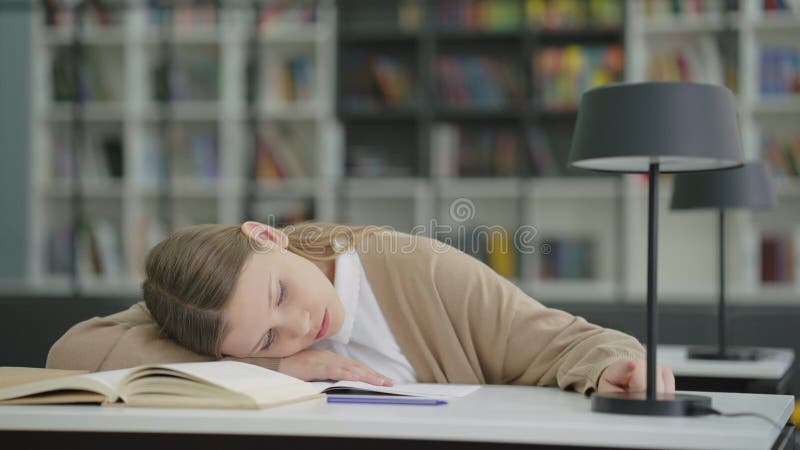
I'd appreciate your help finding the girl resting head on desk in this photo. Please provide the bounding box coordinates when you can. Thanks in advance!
[47,221,675,396]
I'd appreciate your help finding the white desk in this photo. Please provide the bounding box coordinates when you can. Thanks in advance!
[658,345,795,395]
[0,385,794,450]
[658,345,795,380]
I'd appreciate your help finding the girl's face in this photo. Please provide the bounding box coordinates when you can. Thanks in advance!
[220,225,344,358]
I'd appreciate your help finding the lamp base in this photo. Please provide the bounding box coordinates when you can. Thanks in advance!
[591,392,711,416]
[687,346,760,361]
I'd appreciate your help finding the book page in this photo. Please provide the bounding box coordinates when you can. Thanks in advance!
[0,367,87,389]
[0,368,127,404]
[120,361,320,408]
[311,381,480,399]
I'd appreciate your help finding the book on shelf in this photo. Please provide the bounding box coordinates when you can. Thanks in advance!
[258,0,320,30]
[537,237,595,280]
[268,55,315,103]
[48,217,124,279]
[398,0,423,31]
[372,56,416,106]
[51,130,124,181]
[762,133,800,178]
[763,0,800,13]
[342,51,418,110]
[431,124,561,177]
[0,361,477,408]
[431,123,521,177]
[759,44,800,97]
[76,218,124,280]
[642,0,727,17]
[153,52,220,102]
[435,55,523,109]
[526,125,561,176]
[43,0,121,28]
[439,225,519,279]
[535,44,623,111]
[761,234,795,283]
[139,127,218,187]
[647,37,724,86]
[347,143,416,177]
[52,47,122,103]
[173,127,219,183]
[438,0,521,31]
[147,0,219,29]
[253,124,312,180]
[527,0,623,30]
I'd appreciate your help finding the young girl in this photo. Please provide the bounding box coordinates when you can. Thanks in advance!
[47,221,675,396]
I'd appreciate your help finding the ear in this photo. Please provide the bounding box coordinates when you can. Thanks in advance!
[240,221,289,250]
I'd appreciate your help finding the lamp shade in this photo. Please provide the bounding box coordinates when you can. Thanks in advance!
[670,160,777,210]
[569,82,744,173]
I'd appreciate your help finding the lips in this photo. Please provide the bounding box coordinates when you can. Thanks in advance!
[315,309,329,340]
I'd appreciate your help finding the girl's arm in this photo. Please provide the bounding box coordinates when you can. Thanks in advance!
[429,240,645,394]
[46,302,281,372]
[45,302,391,386]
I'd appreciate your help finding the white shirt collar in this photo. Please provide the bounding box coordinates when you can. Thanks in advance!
[329,248,361,345]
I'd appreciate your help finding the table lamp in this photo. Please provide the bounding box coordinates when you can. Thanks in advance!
[670,161,777,361]
[569,82,744,416]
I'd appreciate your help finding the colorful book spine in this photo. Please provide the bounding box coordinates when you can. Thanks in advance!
[435,55,522,108]
[761,234,795,283]
[258,0,319,29]
[527,0,623,30]
[763,0,800,13]
[759,45,800,97]
[539,237,595,280]
[535,45,623,111]
[647,37,727,87]
[147,0,219,28]
[762,133,800,178]
[343,52,417,109]
[439,0,521,31]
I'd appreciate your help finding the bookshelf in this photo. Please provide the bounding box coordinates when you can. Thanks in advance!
[336,0,627,302]
[24,0,796,305]
[625,0,800,304]
[28,0,337,296]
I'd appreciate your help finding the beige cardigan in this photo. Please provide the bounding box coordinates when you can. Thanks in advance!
[47,230,645,394]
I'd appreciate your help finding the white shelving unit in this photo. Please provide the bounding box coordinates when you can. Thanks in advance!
[24,0,796,305]
[625,0,800,304]
[27,1,338,296]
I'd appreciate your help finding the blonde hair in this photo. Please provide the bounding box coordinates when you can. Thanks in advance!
[142,222,383,357]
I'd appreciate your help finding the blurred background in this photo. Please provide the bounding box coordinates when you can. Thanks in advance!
[0,0,799,395]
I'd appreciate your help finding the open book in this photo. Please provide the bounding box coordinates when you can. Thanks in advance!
[0,362,479,409]
[0,362,323,409]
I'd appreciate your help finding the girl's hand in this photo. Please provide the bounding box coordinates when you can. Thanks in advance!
[278,349,394,387]
[597,359,675,394]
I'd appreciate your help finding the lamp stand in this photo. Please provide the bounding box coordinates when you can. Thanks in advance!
[592,163,712,416]
[687,209,760,361]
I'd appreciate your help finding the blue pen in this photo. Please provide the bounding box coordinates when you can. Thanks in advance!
[327,396,447,406]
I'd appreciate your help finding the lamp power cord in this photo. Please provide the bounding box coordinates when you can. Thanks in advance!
[689,405,784,431]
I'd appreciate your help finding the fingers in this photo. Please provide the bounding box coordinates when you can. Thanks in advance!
[350,360,394,386]
[630,364,675,394]
[604,360,636,386]
[606,361,675,394]
[660,365,675,393]
[328,357,393,386]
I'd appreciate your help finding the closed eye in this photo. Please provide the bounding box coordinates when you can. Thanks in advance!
[261,281,286,351]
